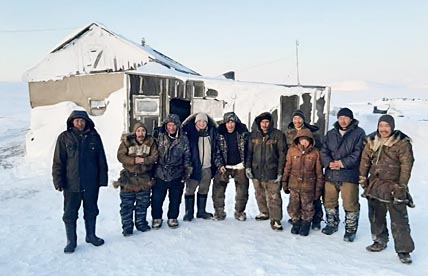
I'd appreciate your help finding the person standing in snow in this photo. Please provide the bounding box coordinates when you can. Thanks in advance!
[320,107,365,242]
[212,112,250,221]
[283,129,324,236]
[246,112,287,231]
[114,122,158,236]
[151,114,192,229]
[182,112,224,221]
[359,115,415,264]
[285,109,324,230]
[52,110,108,253]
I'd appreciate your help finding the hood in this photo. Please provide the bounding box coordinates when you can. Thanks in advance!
[158,113,182,135]
[218,112,248,135]
[182,112,218,129]
[66,110,95,130]
[294,128,315,145]
[251,112,273,132]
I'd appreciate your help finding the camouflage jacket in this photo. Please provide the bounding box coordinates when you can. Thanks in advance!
[359,130,414,203]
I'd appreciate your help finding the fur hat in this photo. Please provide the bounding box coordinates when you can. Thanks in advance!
[337,107,354,120]
[257,112,272,122]
[292,110,305,121]
[378,114,395,132]
[195,112,208,123]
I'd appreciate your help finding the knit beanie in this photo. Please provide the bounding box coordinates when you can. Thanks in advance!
[195,112,208,123]
[133,122,146,134]
[337,107,354,120]
[292,110,306,121]
[378,114,395,132]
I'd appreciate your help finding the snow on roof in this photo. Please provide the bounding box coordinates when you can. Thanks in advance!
[23,23,199,82]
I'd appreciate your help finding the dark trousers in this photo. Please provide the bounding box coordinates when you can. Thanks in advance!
[151,177,185,220]
[120,190,150,231]
[63,189,100,223]
[368,198,415,253]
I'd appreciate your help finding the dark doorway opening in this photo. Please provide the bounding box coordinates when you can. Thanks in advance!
[170,98,191,124]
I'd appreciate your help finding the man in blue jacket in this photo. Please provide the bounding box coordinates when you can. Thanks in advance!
[320,108,365,242]
[52,110,108,253]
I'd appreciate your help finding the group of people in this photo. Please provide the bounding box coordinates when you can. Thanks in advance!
[52,107,415,264]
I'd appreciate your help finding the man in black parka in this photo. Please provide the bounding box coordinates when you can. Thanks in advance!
[52,110,108,253]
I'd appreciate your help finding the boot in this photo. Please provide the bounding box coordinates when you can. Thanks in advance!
[64,222,77,253]
[270,219,283,231]
[214,209,226,221]
[234,211,247,221]
[85,219,104,247]
[299,221,311,236]
[343,211,359,242]
[322,207,339,235]
[196,193,213,219]
[255,213,269,221]
[183,194,195,221]
[290,220,301,235]
[366,241,387,252]
[312,199,323,230]
[398,253,412,264]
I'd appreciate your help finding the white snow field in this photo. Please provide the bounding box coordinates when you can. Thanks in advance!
[0,82,427,276]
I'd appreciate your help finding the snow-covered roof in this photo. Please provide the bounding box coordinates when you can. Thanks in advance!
[23,23,199,82]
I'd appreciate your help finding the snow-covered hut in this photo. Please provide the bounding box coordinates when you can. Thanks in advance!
[22,22,199,115]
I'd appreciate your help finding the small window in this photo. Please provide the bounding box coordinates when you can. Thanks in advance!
[134,97,159,117]
[88,98,107,116]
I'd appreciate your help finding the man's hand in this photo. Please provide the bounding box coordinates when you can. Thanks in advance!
[135,157,145,164]
[183,167,193,182]
[283,184,290,194]
[274,174,282,183]
[219,166,227,174]
[245,168,254,179]
[358,176,368,189]
[329,161,341,170]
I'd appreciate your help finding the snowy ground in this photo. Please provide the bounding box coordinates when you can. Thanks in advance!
[0,82,427,276]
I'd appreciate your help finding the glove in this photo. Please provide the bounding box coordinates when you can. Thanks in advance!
[358,176,368,189]
[245,168,254,179]
[392,184,407,202]
[274,174,282,183]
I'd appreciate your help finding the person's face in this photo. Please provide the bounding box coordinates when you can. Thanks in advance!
[73,118,86,131]
[135,127,146,142]
[378,121,392,138]
[293,116,304,129]
[196,120,207,130]
[299,137,310,149]
[260,119,270,133]
[338,116,352,129]
[166,122,177,135]
[226,121,236,133]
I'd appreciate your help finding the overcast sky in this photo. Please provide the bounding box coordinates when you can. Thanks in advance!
[1,0,427,91]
